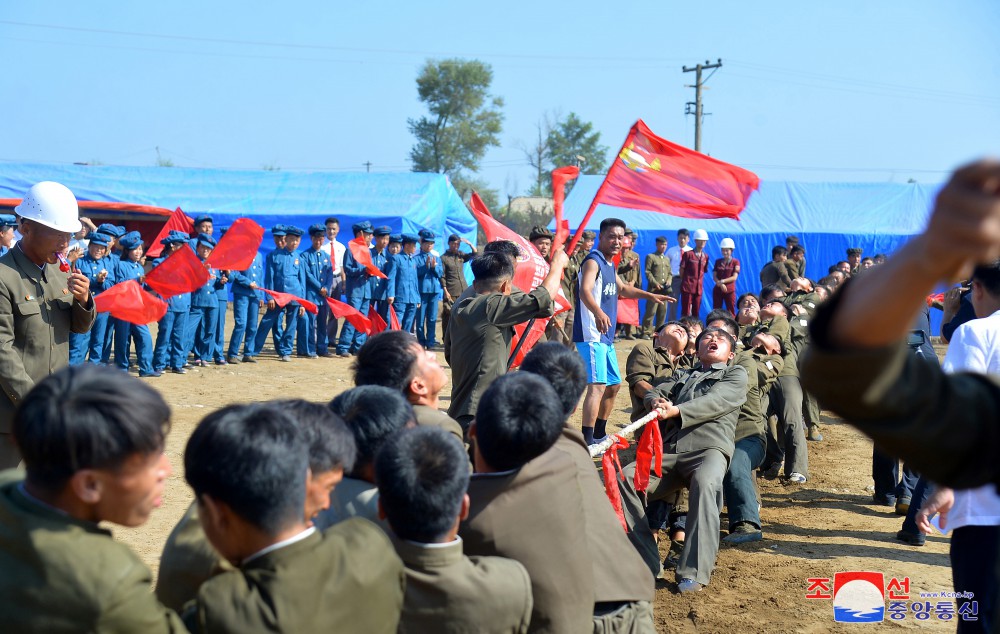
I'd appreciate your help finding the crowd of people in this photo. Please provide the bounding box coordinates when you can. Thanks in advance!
[3,167,999,632]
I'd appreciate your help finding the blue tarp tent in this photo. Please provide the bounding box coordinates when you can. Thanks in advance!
[0,162,476,256]
[561,176,944,325]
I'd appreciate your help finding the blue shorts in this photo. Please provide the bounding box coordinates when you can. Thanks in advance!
[576,342,622,386]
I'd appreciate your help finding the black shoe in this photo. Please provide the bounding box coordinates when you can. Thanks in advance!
[895,498,911,516]
[169,367,187,374]
[319,352,336,358]
[215,359,228,366]
[242,355,257,363]
[722,522,763,545]
[226,356,241,364]
[139,371,162,378]
[872,494,896,507]
[895,529,926,546]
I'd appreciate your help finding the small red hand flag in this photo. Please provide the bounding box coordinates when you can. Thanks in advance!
[146,208,195,258]
[206,218,264,271]
[326,297,372,335]
[145,245,210,299]
[348,238,388,280]
[261,288,318,314]
[94,280,168,324]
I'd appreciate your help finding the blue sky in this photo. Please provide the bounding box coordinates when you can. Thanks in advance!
[2,1,998,200]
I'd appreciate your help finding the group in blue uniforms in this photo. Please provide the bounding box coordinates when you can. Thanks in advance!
[227,245,265,364]
[253,225,306,362]
[68,232,115,365]
[415,230,444,349]
[152,231,193,374]
[336,221,375,357]
[385,233,421,334]
[184,234,221,367]
[369,226,392,322]
[113,232,158,377]
[297,224,333,358]
[0,214,17,257]
[96,224,127,365]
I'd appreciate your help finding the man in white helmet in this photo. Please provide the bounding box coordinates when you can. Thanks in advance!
[0,182,95,468]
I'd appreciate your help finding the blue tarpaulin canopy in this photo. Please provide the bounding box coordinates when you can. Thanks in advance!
[0,162,476,256]
[561,175,945,325]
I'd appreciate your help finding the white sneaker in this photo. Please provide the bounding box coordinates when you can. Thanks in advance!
[787,472,807,484]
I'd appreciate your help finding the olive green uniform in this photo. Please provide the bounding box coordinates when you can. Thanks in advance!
[624,341,690,421]
[641,253,671,337]
[441,250,475,342]
[157,503,234,613]
[758,261,791,292]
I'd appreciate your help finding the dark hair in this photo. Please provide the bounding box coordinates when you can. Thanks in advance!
[771,246,787,259]
[472,252,515,287]
[328,386,414,473]
[785,235,799,245]
[374,427,469,543]
[353,331,420,394]
[818,275,838,286]
[677,228,689,238]
[763,299,789,317]
[483,240,521,259]
[324,217,339,226]
[861,256,874,265]
[270,399,357,474]
[14,365,170,493]
[704,311,739,337]
[655,236,667,244]
[474,373,563,472]
[185,403,307,534]
[599,218,626,234]
[973,260,1000,296]
[836,260,850,269]
[759,284,785,303]
[679,315,702,331]
[694,326,737,356]
[790,245,805,256]
[827,265,839,274]
[736,292,758,308]
[519,342,586,418]
[655,319,685,334]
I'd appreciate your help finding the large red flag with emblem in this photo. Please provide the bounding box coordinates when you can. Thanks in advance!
[145,245,209,299]
[206,218,264,271]
[146,208,195,258]
[94,280,168,324]
[348,238,388,279]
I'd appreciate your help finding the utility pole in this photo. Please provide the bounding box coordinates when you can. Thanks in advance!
[363,161,372,173]
[682,59,722,153]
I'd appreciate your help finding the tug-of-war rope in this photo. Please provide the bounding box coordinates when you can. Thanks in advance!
[590,408,666,530]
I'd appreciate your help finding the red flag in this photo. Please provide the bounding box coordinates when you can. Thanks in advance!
[509,318,548,370]
[633,418,663,495]
[565,119,759,254]
[261,288,318,314]
[616,298,640,326]
[388,305,401,330]
[206,218,264,271]
[94,280,168,324]
[326,297,372,335]
[551,166,579,255]
[601,436,631,532]
[926,292,945,308]
[348,238,388,280]
[145,245,209,299]
[146,208,195,258]
[368,305,388,335]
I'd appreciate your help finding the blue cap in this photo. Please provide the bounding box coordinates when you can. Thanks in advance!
[115,225,127,237]
[161,231,188,246]
[194,214,213,226]
[308,223,326,236]
[0,214,17,228]
[96,223,119,238]
[88,232,110,247]
[418,229,436,242]
[285,225,304,237]
[401,233,419,244]
[352,221,373,234]
[373,225,391,237]
[389,234,402,244]
[118,231,144,251]
[196,233,217,249]
[271,224,287,236]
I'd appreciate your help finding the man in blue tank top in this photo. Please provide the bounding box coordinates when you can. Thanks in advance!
[574,217,673,444]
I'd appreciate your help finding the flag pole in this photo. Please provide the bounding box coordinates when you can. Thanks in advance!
[564,174,614,255]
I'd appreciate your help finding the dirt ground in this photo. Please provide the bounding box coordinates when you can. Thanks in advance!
[113,321,956,632]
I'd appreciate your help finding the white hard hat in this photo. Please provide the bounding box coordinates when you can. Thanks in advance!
[720,238,735,249]
[14,181,82,234]
[692,229,709,241]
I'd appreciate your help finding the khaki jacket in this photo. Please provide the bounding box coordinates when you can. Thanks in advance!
[624,342,691,421]
[644,252,671,290]
[0,247,95,433]
[413,404,464,443]
[157,503,234,613]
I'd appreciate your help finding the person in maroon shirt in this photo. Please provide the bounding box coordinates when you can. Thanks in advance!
[712,238,740,315]
[679,229,710,318]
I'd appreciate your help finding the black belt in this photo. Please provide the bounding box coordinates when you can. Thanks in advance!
[593,600,632,616]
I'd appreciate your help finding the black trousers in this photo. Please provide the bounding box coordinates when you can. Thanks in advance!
[952,524,999,633]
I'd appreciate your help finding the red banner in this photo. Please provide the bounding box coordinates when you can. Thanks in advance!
[616,298,640,326]
[348,238,388,279]
[146,207,194,259]
[368,305,389,335]
[206,218,264,271]
[326,297,372,335]
[145,245,209,299]
[633,418,663,495]
[261,288,318,314]
[551,166,579,254]
[601,436,630,532]
[94,280,168,324]
[389,304,401,330]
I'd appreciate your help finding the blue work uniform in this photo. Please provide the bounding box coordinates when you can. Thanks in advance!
[113,258,155,376]
[297,246,332,357]
[69,253,115,365]
[386,251,420,334]
[337,243,372,354]
[228,252,265,360]
[415,250,444,348]
[253,248,306,357]
[185,259,219,363]
[151,256,191,372]
[213,268,229,363]
[368,247,390,321]
[100,251,122,364]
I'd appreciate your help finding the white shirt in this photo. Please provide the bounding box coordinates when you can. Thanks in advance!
[665,244,693,276]
[242,526,317,565]
[321,240,346,276]
[939,309,1000,530]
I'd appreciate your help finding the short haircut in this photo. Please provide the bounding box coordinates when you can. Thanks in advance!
[837,260,850,268]
[599,218,626,234]
[759,284,785,303]
[763,299,789,316]
[973,260,1000,296]
[328,386,414,472]
[655,319,685,334]
[269,399,357,474]
[790,245,805,256]
[679,315,702,331]
[695,326,737,355]
[472,252,515,287]
[785,235,799,245]
[353,330,420,394]
[771,246,787,259]
[324,217,339,226]
[818,275,838,286]
[483,240,521,260]
[704,311,739,337]
[861,256,874,264]
[185,403,307,535]
[677,228,689,238]
[474,373,563,472]
[827,265,839,274]
[736,292,759,308]
[375,427,470,543]
[14,365,170,493]
[519,342,587,418]
[655,236,667,244]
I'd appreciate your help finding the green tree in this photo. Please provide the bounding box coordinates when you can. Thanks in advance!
[408,59,504,204]
[545,112,609,178]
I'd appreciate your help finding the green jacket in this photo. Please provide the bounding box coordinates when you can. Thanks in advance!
[157,503,234,613]
[624,341,691,421]
[0,474,187,633]
[184,519,405,634]
[644,253,671,290]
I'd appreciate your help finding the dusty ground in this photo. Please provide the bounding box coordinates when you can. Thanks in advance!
[114,321,956,632]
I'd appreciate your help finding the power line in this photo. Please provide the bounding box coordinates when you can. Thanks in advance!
[682,59,723,152]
